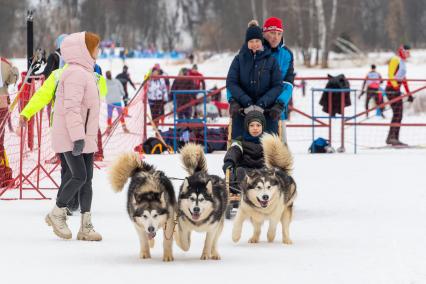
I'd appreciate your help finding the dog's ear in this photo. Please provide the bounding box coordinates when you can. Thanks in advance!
[206,180,213,195]
[245,169,256,179]
[181,178,189,194]
[272,168,280,177]
[160,192,166,207]
[244,173,251,185]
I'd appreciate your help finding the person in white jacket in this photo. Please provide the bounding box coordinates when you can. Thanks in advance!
[105,70,129,134]
[147,67,168,123]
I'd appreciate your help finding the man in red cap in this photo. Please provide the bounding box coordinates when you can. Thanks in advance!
[262,16,295,140]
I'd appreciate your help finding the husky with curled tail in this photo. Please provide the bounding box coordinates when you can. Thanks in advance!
[176,143,228,260]
[232,133,297,244]
[109,153,176,261]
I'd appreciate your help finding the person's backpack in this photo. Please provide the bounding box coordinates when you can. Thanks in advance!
[308,137,333,153]
[134,137,169,154]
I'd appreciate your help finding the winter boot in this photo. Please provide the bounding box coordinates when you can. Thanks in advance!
[77,212,102,241]
[386,138,408,146]
[123,106,130,117]
[45,205,72,239]
[105,125,112,136]
[122,123,130,133]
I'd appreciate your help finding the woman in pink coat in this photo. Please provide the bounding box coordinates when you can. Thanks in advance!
[45,32,102,241]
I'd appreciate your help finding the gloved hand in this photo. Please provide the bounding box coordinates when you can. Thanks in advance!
[269,102,285,121]
[18,115,28,128]
[408,95,414,103]
[243,105,264,115]
[229,101,242,117]
[252,105,264,113]
[16,116,28,136]
[222,161,235,174]
[72,139,85,156]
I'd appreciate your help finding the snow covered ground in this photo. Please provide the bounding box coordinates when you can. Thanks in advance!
[1,152,426,284]
[2,52,426,283]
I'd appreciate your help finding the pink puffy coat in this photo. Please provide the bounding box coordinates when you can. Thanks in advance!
[51,32,100,154]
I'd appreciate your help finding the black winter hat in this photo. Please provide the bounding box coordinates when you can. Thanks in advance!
[244,110,266,131]
[245,20,263,43]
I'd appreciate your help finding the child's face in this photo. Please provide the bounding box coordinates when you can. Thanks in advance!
[248,121,263,137]
[247,39,262,53]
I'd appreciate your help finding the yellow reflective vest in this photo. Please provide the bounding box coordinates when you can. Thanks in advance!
[20,65,107,124]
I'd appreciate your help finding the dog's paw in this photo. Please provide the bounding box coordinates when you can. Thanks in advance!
[211,253,221,260]
[282,238,293,245]
[139,251,151,259]
[248,237,259,243]
[232,231,241,243]
[200,253,210,260]
[163,254,174,262]
[267,232,276,243]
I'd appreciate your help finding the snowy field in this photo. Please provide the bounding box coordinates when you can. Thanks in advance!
[2,53,426,283]
[1,152,426,284]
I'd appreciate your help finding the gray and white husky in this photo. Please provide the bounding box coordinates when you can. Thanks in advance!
[176,143,228,260]
[109,153,176,261]
[232,134,297,244]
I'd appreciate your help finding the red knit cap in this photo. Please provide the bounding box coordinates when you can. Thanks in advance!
[263,17,284,32]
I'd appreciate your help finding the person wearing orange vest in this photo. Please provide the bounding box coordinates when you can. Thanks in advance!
[385,45,413,146]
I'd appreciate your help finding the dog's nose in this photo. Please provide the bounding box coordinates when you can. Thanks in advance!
[148,226,155,233]
[193,207,200,213]
[262,195,269,201]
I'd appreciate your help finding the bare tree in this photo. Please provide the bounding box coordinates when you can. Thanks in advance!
[261,0,268,22]
[3,0,426,57]
[314,0,337,68]
[250,0,257,20]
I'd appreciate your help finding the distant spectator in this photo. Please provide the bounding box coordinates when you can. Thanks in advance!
[116,65,136,107]
[145,63,170,92]
[0,57,18,187]
[105,71,129,134]
[171,68,197,120]
[385,45,413,146]
[188,64,206,90]
[188,53,194,64]
[359,64,384,118]
[147,68,168,122]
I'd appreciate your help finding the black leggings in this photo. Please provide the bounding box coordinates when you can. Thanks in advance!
[56,152,94,213]
[365,87,383,112]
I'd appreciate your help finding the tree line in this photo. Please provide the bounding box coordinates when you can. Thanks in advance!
[1,0,425,67]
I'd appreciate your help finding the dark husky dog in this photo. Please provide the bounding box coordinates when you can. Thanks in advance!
[176,143,228,260]
[109,153,176,261]
[232,134,297,244]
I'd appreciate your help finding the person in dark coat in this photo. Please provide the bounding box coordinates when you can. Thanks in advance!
[40,34,67,78]
[226,20,283,138]
[116,65,136,107]
[171,68,197,119]
[222,110,265,193]
[37,34,67,120]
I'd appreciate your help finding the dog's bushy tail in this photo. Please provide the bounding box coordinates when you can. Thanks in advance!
[109,152,151,192]
[261,133,293,174]
[180,143,207,175]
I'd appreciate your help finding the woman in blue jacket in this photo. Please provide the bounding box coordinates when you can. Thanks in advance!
[226,20,283,138]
